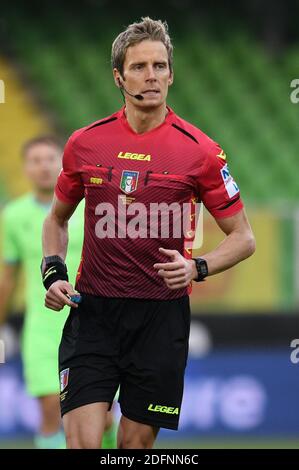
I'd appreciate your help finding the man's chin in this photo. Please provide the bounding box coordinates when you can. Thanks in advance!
[136,97,165,108]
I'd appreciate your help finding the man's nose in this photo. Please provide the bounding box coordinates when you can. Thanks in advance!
[145,66,157,81]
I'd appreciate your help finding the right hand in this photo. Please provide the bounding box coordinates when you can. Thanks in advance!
[45,280,79,311]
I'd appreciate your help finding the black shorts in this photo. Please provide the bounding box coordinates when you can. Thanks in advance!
[59,294,190,430]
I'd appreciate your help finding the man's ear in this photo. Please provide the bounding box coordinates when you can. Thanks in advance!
[168,71,174,86]
[113,68,122,88]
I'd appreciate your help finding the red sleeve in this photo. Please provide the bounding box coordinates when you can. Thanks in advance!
[197,141,244,219]
[55,131,84,204]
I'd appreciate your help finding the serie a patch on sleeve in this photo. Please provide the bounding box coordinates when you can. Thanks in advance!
[220,164,240,198]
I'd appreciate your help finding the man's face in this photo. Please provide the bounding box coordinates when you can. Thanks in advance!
[24,143,62,192]
[115,40,173,108]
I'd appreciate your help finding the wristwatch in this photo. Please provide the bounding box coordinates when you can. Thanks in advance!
[192,258,208,282]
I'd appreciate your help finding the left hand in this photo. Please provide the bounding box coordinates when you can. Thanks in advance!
[153,247,197,290]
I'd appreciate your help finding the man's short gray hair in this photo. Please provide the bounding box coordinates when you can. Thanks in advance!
[111,16,173,77]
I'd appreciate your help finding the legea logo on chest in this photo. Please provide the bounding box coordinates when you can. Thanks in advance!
[117,151,151,161]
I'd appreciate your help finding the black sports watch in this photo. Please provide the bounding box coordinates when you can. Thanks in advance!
[192,258,208,282]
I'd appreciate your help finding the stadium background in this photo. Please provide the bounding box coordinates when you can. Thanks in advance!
[0,0,298,449]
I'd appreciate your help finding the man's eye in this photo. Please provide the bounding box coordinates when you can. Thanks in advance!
[156,64,166,69]
[134,64,143,70]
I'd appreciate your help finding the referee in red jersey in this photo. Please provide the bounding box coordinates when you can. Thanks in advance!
[41,17,255,449]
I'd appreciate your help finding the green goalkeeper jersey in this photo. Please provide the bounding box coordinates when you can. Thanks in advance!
[1,193,84,396]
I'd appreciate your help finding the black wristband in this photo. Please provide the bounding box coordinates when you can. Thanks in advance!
[41,256,68,290]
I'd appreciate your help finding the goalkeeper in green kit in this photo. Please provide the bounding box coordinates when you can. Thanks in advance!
[0,136,117,449]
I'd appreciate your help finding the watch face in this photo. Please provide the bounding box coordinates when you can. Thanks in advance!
[200,260,208,276]
[197,258,208,279]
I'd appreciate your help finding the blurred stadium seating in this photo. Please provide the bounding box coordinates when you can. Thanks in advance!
[2,3,299,204]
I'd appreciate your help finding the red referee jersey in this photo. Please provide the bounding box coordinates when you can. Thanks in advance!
[56,106,243,299]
